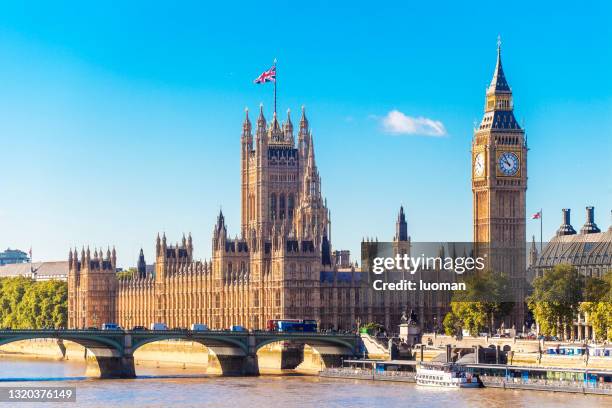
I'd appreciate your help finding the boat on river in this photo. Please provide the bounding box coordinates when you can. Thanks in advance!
[416,362,480,388]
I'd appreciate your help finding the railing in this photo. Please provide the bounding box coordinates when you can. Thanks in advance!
[321,367,415,381]
[480,374,612,393]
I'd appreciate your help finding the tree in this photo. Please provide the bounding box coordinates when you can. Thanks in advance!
[0,277,67,329]
[116,267,137,280]
[443,271,512,336]
[527,264,583,338]
[580,270,612,342]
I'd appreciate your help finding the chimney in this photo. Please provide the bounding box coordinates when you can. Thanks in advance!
[556,209,576,236]
[580,206,601,234]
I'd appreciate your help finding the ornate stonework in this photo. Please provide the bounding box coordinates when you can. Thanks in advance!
[68,107,414,331]
[472,40,527,325]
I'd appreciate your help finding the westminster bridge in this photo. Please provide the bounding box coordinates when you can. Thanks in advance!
[0,329,360,378]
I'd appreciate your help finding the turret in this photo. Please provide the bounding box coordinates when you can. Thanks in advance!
[283,109,294,145]
[580,206,601,234]
[137,248,146,279]
[528,235,538,267]
[256,104,267,145]
[111,246,117,270]
[557,209,577,236]
[395,206,408,242]
[242,107,253,153]
[298,106,310,158]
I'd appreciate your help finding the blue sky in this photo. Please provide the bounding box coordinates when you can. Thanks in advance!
[0,1,610,268]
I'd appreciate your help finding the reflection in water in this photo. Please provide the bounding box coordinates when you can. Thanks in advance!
[0,358,609,408]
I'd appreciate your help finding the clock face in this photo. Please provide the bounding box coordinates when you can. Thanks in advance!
[474,152,485,177]
[498,152,519,176]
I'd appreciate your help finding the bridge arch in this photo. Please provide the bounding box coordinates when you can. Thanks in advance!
[0,330,128,379]
[254,335,357,371]
[130,332,250,376]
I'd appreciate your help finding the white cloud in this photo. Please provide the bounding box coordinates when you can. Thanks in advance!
[381,110,447,137]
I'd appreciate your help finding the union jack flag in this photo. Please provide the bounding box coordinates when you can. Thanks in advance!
[531,211,541,220]
[254,65,276,84]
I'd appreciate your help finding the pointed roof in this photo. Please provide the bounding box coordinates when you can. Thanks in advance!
[300,105,308,130]
[307,133,315,168]
[243,107,251,130]
[487,37,511,94]
[257,103,266,126]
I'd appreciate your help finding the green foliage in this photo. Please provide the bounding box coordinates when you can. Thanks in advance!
[527,264,583,337]
[361,322,384,333]
[0,277,67,329]
[442,271,512,336]
[116,267,137,280]
[580,269,612,341]
[443,310,461,336]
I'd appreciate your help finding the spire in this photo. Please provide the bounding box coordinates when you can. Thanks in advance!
[487,35,511,95]
[242,107,251,134]
[257,103,266,129]
[307,133,316,168]
[299,105,308,131]
[283,108,294,144]
[137,248,146,278]
[271,111,281,130]
[395,205,408,242]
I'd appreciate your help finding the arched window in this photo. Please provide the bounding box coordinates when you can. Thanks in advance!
[279,194,286,219]
[270,193,277,220]
[288,194,294,220]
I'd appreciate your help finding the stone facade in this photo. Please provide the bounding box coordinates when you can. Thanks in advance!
[472,40,527,325]
[68,108,420,331]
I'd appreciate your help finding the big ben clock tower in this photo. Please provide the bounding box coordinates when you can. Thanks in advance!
[472,38,527,326]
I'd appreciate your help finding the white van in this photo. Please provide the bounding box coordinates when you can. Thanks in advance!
[190,323,209,331]
[150,322,168,331]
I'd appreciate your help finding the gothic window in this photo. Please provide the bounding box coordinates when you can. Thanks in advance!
[270,193,277,220]
[288,194,294,220]
[279,194,286,219]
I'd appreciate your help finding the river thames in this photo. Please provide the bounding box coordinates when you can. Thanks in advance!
[0,358,610,407]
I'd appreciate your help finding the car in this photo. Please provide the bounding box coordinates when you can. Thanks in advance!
[150,322,168,331]
[230,325,246,332]
[131,326,147,331]
[86,326,99,330]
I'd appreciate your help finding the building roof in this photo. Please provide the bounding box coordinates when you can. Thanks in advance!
[0,261,69,280]
[487,44,511,94]
[535,230,612,269]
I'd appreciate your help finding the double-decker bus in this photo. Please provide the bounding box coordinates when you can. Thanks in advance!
[267,319,318,332]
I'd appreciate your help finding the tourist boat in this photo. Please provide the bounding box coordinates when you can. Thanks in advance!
[415,362,480,388]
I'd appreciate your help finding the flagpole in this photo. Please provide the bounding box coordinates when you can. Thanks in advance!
[540,208,543,253]
[273,58,277,114]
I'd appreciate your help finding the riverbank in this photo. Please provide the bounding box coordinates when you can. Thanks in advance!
[320,367,612,396]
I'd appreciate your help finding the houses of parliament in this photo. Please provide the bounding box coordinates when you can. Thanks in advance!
[68,42,529,331]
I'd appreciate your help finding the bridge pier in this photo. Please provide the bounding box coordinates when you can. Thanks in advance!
[206,354,259,376]
[85,349,136,379]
